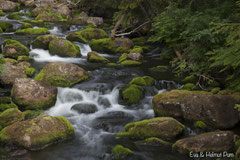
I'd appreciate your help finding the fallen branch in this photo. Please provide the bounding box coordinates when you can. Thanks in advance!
[111,15,124,39]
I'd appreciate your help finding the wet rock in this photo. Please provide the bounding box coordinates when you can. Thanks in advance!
[0,108,23,130]
[173,131,235,153]
[0,58,27,86]
[71,103,97,114]
[116,117,185,140]
[0,115,74,150]
[49,39,81,57]
[97,97,111,108]
[18,0,35,7]
[0,0,19,12]
[2,39,29,59]
[11,78,57,110]
[32,34,57,50]
[90,38,133,54]
[15,28,50,35]
[62,92,83,103]
[121,84,143,105]
[34,62,90,87]
[71,12,103,27]
[152,90,240,129]
[67,27,108,44]
[87,51,109,63]
[127,53,143,61]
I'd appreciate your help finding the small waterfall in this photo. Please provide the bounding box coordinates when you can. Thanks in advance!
[49,26,61,35]
[77,43,92,56]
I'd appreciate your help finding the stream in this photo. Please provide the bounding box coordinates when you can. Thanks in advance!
[0,9,192,160]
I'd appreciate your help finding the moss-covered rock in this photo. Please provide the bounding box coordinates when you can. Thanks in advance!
[152,90,240,129]
[0,10,6,16]
[0,21,13,32]
[112,145,133,160]
[0,115,74,150]
[22,110,43,120]
[182,75,198,84]
[21,22,32,29]
[35,11,68,22]
[0,97,11,104]
[25,68,36,77]
[129,76,155,86]
[0,108,23,130]
[116,117,185,140]
[17,56,33,62]
[34,62,90,87]
[90,38,133,54]
[182,83,195,90]
[32,34,57,50]
[0,27,3,33]
[121,84,143,105]
[87,51,109,63]
[118,53,128,63]
[7,12,24,20]
[130,46,143,54]
[193,121,207,130]
[126,52,143,61]
[11,78,57,110]
[15,28,50,35]
[106,63,117,67]
[120,60,142,66]
[0,104,17,113]
[141,137,171,146]
[67,27,108,44]
[49,39,81,57]
[173,131,235,154]
[211,87,221,94]
[2,39,29,59]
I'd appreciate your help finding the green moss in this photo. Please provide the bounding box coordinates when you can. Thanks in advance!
[55,116,75,136]
[32,34,57,50]
[106,63,117,66]
[0,10,6,16]
[118,53,128,63]
[87,51,109,63]
[120,60,142,66]
[0,27,3,33]
[112,145,133,160]
[131,37,147,46]
[23,110,43,120]
[26,68,36,77]
[130,47,143,54]
[183,83,195,90]
[211,87,221,94]
[193,121,207,130]
[182,75,198,84]
[7,12,24,20]
[35,11,69,22]
[21,23,33,29]
[0,108,23,129]
[129,76,155,86]
[3,39,29,59]
[17,56,33,62]
[152,65,168,70]
[0,97,11,104]
[0,21,13,32]
[66,27,108,44]
[143,137,170,145]
[121,84,143,105]
[15,28,50,35]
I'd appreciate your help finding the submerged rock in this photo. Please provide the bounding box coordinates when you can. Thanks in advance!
[116,117,185,140]
[90,38,133,54]
[49,39,81,57]
[34,62,90,87]
[32,34,57,50]
[152,90,240,129]
[87,51,109,63]
[67,27,108,44]
[173,131,235,153]
[2,39,29,59]
[11,78,57,110]
[0,115,74,150]
[71,103,98,114]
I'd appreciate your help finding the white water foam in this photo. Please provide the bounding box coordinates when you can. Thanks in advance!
[30,48,85,64]
[77,43,92,56]
[49,26,61,35]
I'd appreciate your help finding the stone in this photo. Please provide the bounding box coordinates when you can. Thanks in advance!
[71,103,98,114]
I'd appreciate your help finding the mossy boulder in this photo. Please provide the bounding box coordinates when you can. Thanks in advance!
[0,27,3,33]
[173,131,235,153]
[32,34,57,50]
[0,58,28,86]
[0,10,6,16]
[0,97,11,104]
[25,68,36,77]
[0,108,23,130]
[90,38,133,54]
[2,39,29,59]
[0,104,18,113]
[182,75,198,84]
[0,21,13,32]
[121,84,143,105]
[49,39,81,57]
[112,145,133,160]
[22,110,43,120]
[126,53,143,61]
[152,90,240,129]
[0,115,74,150]
[141,137,171,146]
[0,0,19,12]
[15,28,50,35]
[129,47,143,54]
[118,53,128,63]
[87,51,109,63]
[116,117,185,140]
[66,27,108,44]
[17,56,33,62]
[7,12,24,20]
[21,23,32,29]
[35,11,68,22]
[129,76,155,86]
[120,60,142,66]
[34,62,90,87]
[11,78,57,110]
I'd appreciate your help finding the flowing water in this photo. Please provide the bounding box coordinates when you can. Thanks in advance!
[0,9,192,160]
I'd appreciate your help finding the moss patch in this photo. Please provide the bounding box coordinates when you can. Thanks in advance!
[21,23,33,29]
[0,21,13,32]
[0,97,11,104]
[112,145,133,160]
[7,12,24,20]
[0,108,23,130]
[118,53,128,63]
[87,51,109,63]
[130,47,143,54]
[0,10,6,16]
[193,121,207,130]
[15,28,50,35]
[121,84,143,105]
[183,83,195,90]
[17,56,33,62]
[3,39,29,59]
[120,60,142,66]
[143,137,170,146]
[26,68,36,77]
[129,76,155,86]
[23,110,43,120]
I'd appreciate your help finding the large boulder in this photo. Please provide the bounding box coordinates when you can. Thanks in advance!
[116,117,185,140]
[71,12,103,27]
[0,108,23,130]
[2,39,29,59]
[87,51,109,63]
[11,78,57,110]
[173,131,235,153]
[49,39,81,57]
[66,27,108,44]
[152,90,240,129]
[90,38,133,54]
[0,59,28,86]
[32,34,57,50]
[34,62,90,87]
[0,0,19,12]
[0,115,74,150]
